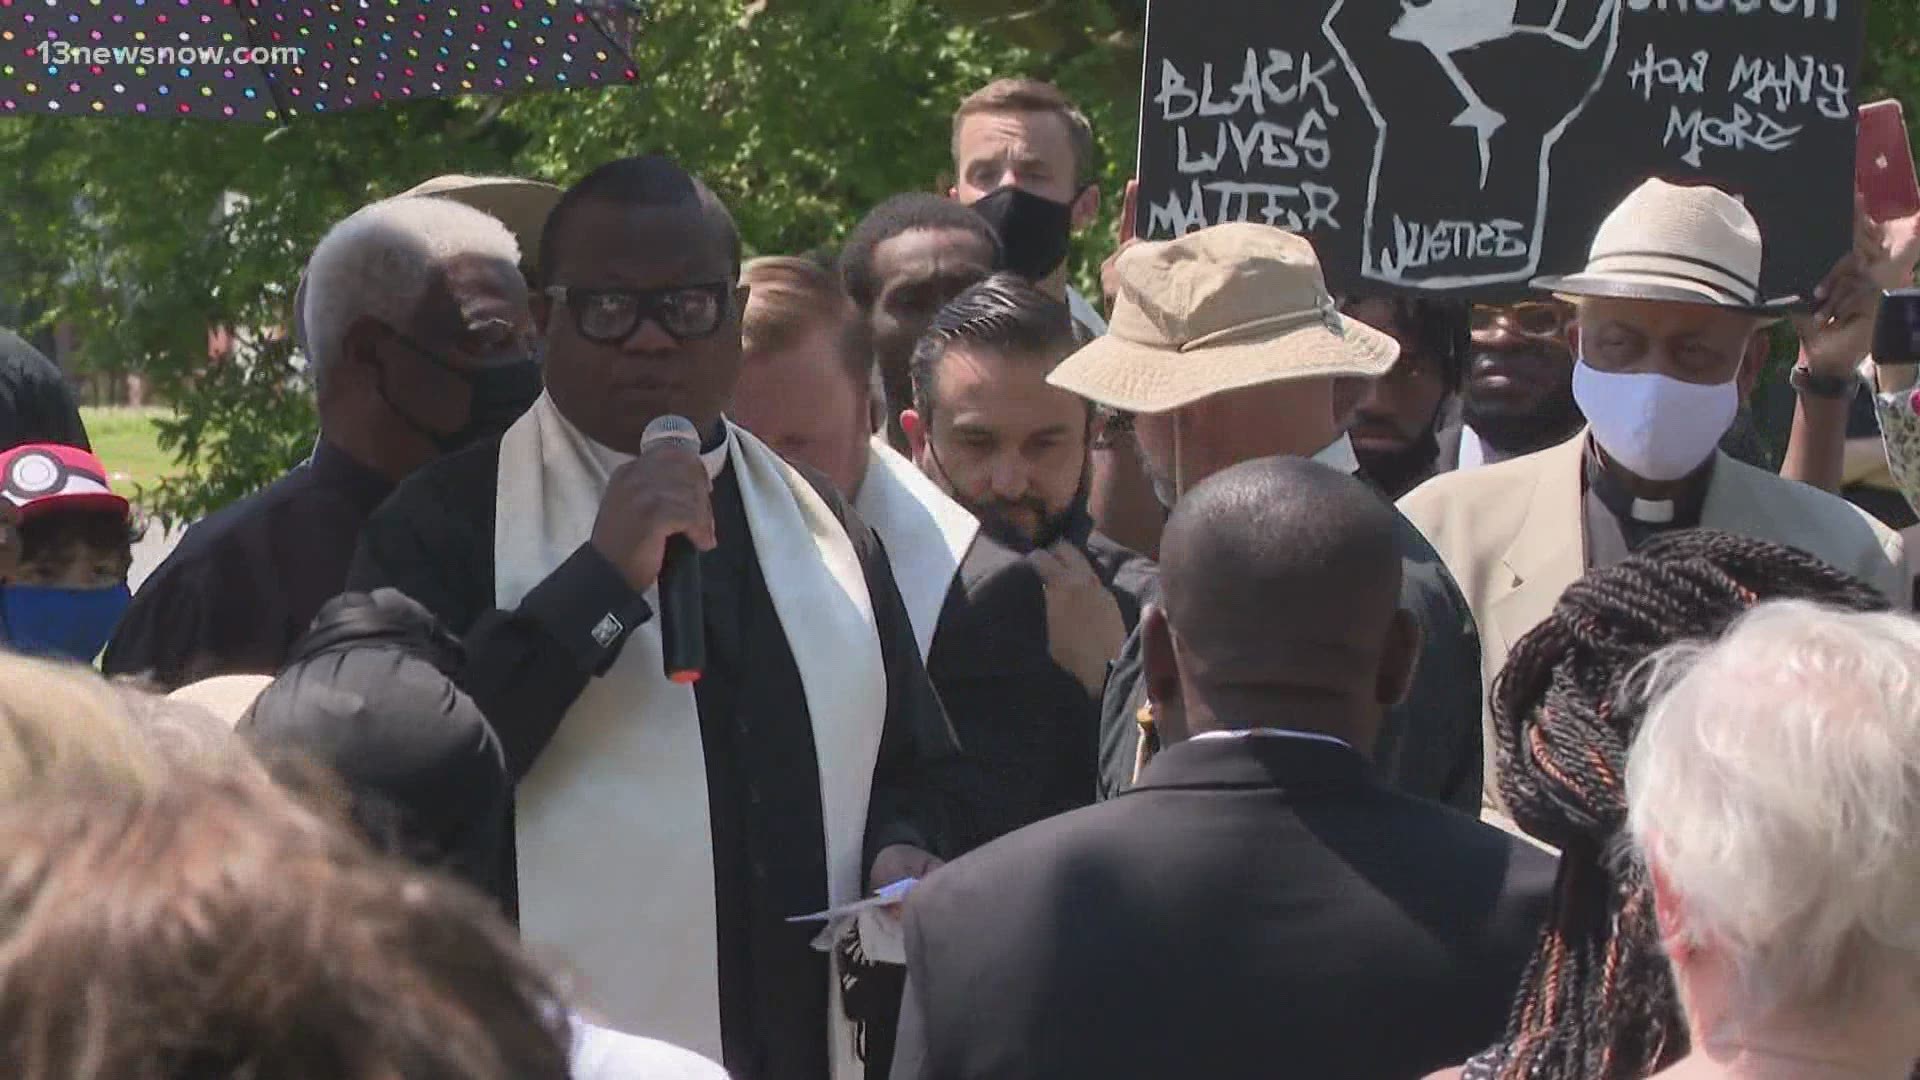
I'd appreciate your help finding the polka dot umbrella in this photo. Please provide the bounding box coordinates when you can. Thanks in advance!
[0,0,641,122]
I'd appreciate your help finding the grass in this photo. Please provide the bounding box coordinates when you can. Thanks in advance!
[80,406,183,504]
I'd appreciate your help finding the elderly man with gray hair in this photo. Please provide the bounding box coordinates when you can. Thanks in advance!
[1626,600,1920,1080]
[106,190,543,689]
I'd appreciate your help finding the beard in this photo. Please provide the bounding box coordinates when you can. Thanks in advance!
[1461,364,1584,455]
[1353,423,1442,500]
[966,488,1089,554]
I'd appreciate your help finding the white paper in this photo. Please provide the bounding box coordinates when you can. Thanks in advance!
[788,877,917,965]
[784,876,919,924]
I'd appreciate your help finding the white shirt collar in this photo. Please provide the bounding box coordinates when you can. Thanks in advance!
[1067,285,1108,337]
[1458,425,1518,470]
[1190,728,1353,750]
[699,427,729,480]
[1313,433,1361,476]
[1458,425,1487,470]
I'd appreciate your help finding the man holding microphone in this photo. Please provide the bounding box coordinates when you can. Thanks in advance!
[349,155,964,1080]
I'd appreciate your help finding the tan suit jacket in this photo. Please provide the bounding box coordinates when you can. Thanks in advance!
[1398,431,1908,805]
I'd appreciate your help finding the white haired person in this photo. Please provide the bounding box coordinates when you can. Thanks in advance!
[105,192,542,689]
[1627,602,1920,1080]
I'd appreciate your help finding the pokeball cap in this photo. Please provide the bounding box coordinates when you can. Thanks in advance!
[0,443,131,523]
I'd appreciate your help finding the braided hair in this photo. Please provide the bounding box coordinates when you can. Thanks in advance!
[1487,530,1890,1080]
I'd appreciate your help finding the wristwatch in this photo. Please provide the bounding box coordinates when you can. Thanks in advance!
[1790,362,1857,400]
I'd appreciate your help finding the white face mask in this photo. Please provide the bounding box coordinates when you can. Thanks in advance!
[1571,356,1737,482]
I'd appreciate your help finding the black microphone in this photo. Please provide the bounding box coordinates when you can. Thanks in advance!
[640,414,705,685]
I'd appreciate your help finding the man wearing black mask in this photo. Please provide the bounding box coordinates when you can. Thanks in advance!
[106,192,543,688]
[950,78,1107,339]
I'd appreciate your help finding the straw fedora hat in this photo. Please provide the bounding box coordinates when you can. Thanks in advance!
[1531,178,1799,314]
[1046,223,1398,414]
[395,173,562,270]
[292,173,560,354]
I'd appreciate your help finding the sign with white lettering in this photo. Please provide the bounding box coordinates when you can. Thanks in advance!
[1135,0,1867,301]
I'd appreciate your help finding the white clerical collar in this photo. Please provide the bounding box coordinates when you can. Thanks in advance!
[1630,498,1675,524]
[700,428,729,480]
[1191,728,1353,750]
[1313,433,1361,475]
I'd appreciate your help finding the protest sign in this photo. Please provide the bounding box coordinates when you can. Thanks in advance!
[1136,0,1868,301]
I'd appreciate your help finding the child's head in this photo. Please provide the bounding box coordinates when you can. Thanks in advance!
[1,444,136,662]
[14,511,135,588]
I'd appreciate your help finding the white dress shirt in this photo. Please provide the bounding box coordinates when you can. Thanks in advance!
[1455,425,1519,471]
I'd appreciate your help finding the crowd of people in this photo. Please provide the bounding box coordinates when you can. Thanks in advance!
[2,75,1918,1080]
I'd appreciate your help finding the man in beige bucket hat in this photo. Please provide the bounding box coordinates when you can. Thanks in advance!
[1052,222,1488,815]
[1398,177,1908,810]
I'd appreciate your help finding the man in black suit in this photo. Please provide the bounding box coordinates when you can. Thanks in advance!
[892,457,1553,1080]
[734,264,1152,847]
[900,274,1154,843]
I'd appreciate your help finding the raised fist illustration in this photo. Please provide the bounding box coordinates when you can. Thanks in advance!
[1325,0,1622,288]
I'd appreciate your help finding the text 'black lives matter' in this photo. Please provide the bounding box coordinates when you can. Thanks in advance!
[1134,0,1866,301]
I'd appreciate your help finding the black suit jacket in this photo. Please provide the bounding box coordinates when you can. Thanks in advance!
[931,526,1155,850]
[894,735,1554,1080]
[1098,506,1484,811]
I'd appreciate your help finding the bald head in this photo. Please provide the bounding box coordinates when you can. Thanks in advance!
[1146,457,1414,745]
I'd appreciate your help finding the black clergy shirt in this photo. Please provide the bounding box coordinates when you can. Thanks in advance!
[1582,441,1714,569]
[345,432,967,1080]
[105,440,393,688]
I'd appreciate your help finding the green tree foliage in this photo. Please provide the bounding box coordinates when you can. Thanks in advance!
[2,0,1915,519]
[0,0,1138,524]
[0,99,527,522]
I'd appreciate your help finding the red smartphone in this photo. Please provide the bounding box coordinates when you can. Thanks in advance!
[1858,99,1920,222]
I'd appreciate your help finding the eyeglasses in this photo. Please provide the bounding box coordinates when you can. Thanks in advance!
[543,283,731,345]
[1470,302,1570,339]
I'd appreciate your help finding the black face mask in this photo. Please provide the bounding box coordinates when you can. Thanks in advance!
[380,334,543,454]
[971,185,1077,282]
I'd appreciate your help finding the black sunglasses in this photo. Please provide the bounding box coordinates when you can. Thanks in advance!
[543,283,732,345]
